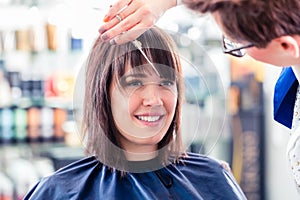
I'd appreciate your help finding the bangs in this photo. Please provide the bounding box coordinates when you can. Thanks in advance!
[112,48,178,82]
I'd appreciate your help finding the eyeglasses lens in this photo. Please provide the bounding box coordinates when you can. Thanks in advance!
[223,38,246,57]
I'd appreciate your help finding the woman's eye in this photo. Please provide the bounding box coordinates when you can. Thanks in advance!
[126,80,143,87]
[160,80,175,87]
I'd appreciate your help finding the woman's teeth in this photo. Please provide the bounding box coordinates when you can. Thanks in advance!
[137,116,160,122]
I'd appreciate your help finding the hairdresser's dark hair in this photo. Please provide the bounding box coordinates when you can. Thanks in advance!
[82,26,184,171]
[184,0,300,48]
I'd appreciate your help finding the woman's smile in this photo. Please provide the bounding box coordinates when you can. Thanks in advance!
[135,114,165,126]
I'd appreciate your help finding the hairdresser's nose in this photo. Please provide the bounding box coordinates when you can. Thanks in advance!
[142,84,163,106]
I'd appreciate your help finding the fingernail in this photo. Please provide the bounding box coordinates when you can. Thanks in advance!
[103,15,110,22]
[101,34,109,41]
[98,27,106,34]
[109,39,116,45]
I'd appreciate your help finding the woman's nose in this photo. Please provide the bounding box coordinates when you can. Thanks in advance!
[141,84,163,106]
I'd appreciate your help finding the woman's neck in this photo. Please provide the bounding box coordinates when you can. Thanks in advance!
[121,142,158,161]
[117,134,159,161]
[124,150,158,161]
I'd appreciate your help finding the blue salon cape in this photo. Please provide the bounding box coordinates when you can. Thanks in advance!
[274,67,298,128]
[24,153,246,200]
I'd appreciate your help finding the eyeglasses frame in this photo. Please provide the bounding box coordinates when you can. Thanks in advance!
[222,35,255,57]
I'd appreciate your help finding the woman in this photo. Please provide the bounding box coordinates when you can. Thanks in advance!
[24,26,246,199]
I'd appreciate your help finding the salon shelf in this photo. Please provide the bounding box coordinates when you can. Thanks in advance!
[0,142,85,167]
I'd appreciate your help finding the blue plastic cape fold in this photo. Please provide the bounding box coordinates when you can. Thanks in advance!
[24,153,246,200]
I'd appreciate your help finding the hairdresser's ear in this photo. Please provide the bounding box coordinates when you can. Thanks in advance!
[274,36,300,58]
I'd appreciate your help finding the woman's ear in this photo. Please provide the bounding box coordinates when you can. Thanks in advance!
[274,36,300,58]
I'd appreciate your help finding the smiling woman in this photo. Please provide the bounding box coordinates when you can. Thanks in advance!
[83,27,184,170]
[110,64,179,160]
[24,26,247,200]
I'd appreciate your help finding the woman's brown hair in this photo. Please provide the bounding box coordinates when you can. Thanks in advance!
[82,26,184,172]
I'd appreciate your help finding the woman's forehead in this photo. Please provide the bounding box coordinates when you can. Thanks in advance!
[124,64,176,77]
[124,63,156,75]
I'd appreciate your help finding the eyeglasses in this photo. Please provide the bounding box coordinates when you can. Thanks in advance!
[222,35,254,57]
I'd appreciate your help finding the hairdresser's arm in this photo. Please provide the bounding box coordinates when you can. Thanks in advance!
[99,0,178,45]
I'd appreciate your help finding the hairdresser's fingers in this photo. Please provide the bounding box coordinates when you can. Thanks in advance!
[100,0,177,44]
[103,0,133,23]
[102,4,159,44]
[110,24,150,45]
[99,0,140,35]
[101,12,142,42]
[99,16,124,37]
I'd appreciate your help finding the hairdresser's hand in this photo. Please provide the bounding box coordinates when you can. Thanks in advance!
[99,0,177,45]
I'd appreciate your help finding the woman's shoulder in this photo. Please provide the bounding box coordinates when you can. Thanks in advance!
[24,156,102,199]
[178,152,223,169]
[177,152,235,179]
[41,155,101,184]
[174,152,247,200]
[55,156,100,174]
